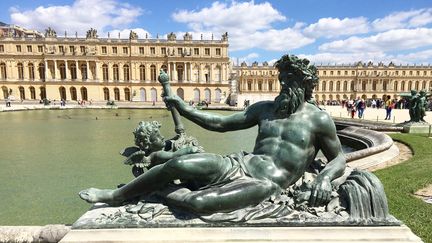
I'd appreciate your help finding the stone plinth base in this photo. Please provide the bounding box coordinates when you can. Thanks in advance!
[60,225,422,243]
[402,124,431,133]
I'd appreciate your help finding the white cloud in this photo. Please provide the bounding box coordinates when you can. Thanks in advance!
[298,52,389,65]
[303,17,369,38]
[171,1,313,51]
[372,8,432,32]
[172,1,285,33]
[9,0,142,36]
[319,28,432,53]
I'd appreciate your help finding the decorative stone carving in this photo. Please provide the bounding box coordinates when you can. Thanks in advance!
[86,28,98,39]
[167,32,176,41]
[183,32,192,41]
[129,30,138,40]
[45,27,57,38]
[222,32,228,41]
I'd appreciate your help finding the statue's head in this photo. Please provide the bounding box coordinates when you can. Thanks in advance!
[411,89,417,95]
[133,121,165,152]
[420,90,426,96]
[273,55,319,115]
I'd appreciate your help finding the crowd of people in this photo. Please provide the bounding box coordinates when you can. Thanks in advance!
[318,96,432,120]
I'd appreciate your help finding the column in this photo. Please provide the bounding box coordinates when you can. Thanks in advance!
[183,63,186,82]
[76,61,81,80]
[189,62,193,82]
[108,63,113,81]
[54,60,58,80]
[173,62,177,81]
[167,62,171,79]
[145,64,150,82]
[199,64,204,83]
[23,61,28,81]
[44,60,48,81]
[86,61,90,80]
[119,63,124,82]
[65,60,69,80]
[95,61,100,81]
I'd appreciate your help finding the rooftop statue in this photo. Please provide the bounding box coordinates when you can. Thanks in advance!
[79,54,395,225]
[86,28,97,39]
[129,30,138,40]
[45,27,57,38]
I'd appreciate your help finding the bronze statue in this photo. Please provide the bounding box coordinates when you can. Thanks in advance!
[79,55,391,223]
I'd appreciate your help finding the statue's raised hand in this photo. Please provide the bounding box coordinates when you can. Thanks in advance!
[309,175,332,207]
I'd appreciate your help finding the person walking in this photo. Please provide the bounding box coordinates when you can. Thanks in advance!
[384,95,393,120]
[357,98,366,118]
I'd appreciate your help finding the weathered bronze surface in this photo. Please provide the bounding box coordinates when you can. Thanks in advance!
[78,55,396,225]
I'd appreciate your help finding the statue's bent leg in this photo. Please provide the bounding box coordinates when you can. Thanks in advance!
[161,178,280,214]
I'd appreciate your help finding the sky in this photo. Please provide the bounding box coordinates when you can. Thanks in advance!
[1,0,432,65]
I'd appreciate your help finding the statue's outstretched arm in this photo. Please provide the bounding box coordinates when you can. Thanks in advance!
[165,96,262,132]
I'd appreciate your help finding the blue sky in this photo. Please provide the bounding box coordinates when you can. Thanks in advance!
[2,0,432,65]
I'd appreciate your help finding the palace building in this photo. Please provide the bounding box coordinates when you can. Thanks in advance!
[0,24,231,103]
[234,60,432,105]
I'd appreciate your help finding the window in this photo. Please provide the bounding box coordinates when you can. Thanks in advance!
[330,71,334,75]
[344,71,348,75]
[0,45,4,53]
[123,65,130,81]
[17,63,24,79]
[150,47,155,55]
[27,45,32,52]
[0,63,7,79]
[194,48,199,55]
[59,46,64,53]
[113,64,119,81]
[16,45,22,52]
[80,46,85,53]
[139,65,145,81]
[112,47,117,54]
[323,71,326,75]
[161,47,166,55]
[38,45,43,52]
[28,63,34,80]
[216,48,221,55]
[396,71,399,75]
[337,71,340,75]
[417,71,420,76]
[178,48,182,55]
[402,71,406,75]
[139,47,144,54]
[102,46,107,54]
[352,71,355,75]
[123,47,128,54]
[205,48,210,55]
[102,64,108,81]
[68,46,74,53]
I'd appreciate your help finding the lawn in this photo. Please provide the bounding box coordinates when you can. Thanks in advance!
[375,133,432,243]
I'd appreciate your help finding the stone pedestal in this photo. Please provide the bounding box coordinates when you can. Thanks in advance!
[402,124,431,133]
[60,225,423,243]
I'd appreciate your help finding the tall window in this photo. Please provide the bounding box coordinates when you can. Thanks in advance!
[102,64,108,81]
[19,86,25,100]
[28,63,34,80]
[81,64,87,80]
[0,63,7,80]
[38,63,45,80]
[329,81,333,91]
[113,64,119,81]
[321,81,326,91]
[29,86,36,99]
[139,65,145,81]
[103,87,110,100]
[70,64,77,80]
[336,81,340,91]
[123,64,130,81]
[150,65,156,81]
[114,88,120,100]
[59,63,66,80]
[17,63,24,80]
[343,81,347,91]
[394,81,398,91]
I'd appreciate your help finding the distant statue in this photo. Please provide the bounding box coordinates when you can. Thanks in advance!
[183,32,192,41]
[418,90,431,122]
[222,32,228,41]
[86,28,98,39]
[45,27,57,38]
[129,30,138,40]
[167,32,176,41]
[79,55,392,224]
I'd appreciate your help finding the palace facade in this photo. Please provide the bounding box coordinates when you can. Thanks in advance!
[0,24,231,103]
[234,61,432,105]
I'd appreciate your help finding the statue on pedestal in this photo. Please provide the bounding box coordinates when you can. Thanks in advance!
[78,55,395,225]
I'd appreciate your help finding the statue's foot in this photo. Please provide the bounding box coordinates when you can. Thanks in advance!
[79,188,121,206]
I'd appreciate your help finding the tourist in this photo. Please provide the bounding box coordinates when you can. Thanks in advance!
[356,98,366,118]
[384,95,393,120]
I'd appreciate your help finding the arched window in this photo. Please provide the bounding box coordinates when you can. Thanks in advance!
[38,63,45,80]
[193,88,200,102]
[81,64,87,80]
[383,81,388,91]
[176,88,184,100]
[362,81,367,91]
[139,65,145,81]
[40,86,46,99]
[59,87,66,100]
[80,87,88,101]
[2,86,8,99]
[103,87,110,101]
[393,81,398,91]
[247,81,252,91]
[321,81,326,91]
[415,81,419,90]
[336,81,340,91]
[28,63,34,80]
[177,64,184,82]
[114,88,120,101]
[401,81,406,91]
[214,65,222,82]
[150,65,156,81]
[70,87,77,100]
[422,81,426,90]
[102,64,108,81]
[139,88,146,102]
[215,88,222,103]
[68,63,75,80]
[343,81,347,91]
[123,64,130,81]
[408,81,412,90]
[204,65,210,83]
[124,88,131,101]
[29,86,36,99]
[59,63,66,80]
[329,81,333,91]
[0,63,6,80]
[113,64,119,81]
[19,86,25,100]
[17,63,24,80]
[151,88,157,102]
[372,80,377,90]
[258,81,262,91]
[204,88,211,102]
